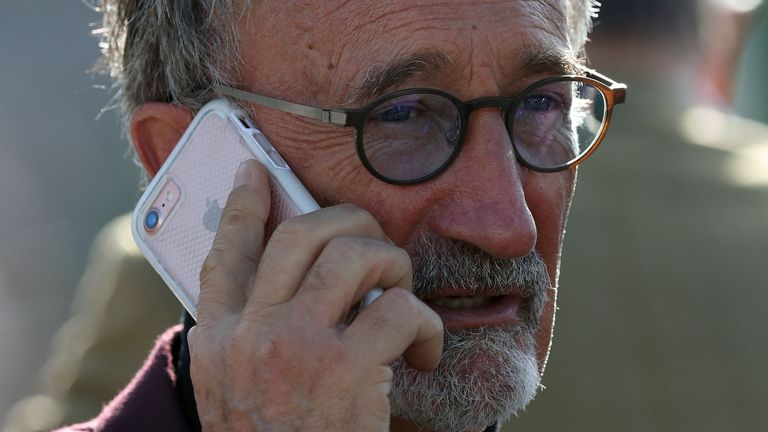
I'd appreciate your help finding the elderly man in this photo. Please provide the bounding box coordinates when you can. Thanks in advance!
[59,0,624,431]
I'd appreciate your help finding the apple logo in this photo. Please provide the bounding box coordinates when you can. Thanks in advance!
[203,198,223,233]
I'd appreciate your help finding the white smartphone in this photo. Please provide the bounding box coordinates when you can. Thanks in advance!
[132,99,320,319]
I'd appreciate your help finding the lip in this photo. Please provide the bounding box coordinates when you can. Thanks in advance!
[422,293,523,330]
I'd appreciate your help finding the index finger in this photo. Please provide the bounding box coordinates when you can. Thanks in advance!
[198,160,270,323]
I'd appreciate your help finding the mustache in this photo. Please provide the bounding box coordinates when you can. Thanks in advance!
[408,233,551,325]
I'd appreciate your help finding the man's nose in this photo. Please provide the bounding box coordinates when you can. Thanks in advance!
[425,109,537,258]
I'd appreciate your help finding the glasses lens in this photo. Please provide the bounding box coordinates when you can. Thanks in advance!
[510,80,607,169]
[361,93,461,182]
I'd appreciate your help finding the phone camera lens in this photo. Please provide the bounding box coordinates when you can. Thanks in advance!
[144,209,160,231]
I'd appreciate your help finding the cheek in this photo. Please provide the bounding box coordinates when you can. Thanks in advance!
[254,109,428,245]
[254,110,373,204]
[523,169,575,279]
[523,169,574,373]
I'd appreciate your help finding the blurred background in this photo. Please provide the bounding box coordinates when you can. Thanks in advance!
[0,0,140,428]
[1,0,767,431]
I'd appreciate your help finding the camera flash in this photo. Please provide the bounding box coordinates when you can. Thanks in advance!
[166,191,175,201]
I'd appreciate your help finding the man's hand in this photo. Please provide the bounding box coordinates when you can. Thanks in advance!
[187,160,444,432]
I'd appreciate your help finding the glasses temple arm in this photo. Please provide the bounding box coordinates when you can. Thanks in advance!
[583,69,627,104]
[217,85,349,125]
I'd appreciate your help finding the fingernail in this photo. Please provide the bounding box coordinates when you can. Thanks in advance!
[234,160,252,188]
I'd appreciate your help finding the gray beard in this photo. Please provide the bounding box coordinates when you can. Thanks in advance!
[389,234,550,432]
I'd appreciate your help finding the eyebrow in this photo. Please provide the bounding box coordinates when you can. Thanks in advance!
[516,47,582,77]
[346,47,581,106]
[347,51,452,105]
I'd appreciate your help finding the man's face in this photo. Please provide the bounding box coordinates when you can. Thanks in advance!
[236,0,575,429]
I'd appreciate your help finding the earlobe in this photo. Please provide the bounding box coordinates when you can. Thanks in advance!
[131,103,193,176]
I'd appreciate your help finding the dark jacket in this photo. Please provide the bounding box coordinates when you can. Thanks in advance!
[55,321,500,432]
[55,325,192,432]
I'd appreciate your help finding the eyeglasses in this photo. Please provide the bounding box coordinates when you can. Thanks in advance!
[218,68,626,185]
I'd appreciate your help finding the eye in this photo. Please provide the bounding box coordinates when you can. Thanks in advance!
[522,94,560,112]
[372,104,418,122]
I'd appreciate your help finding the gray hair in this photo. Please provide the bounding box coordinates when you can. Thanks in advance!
[92,0,244,130]
[389,233,551,431]
[92,0,599,134]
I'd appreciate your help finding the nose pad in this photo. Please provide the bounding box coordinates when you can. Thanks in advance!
[444,114,461,144]
[500,107,510,130]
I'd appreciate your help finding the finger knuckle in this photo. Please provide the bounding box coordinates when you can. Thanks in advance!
[338,203,378,228]
[220,200,255,227]
[295,270,337,310]
[392,246,413,275]
[199,252,220,285]
[384,287,419,314]
[364,244,412,288]
[270,213,312,245]
[326,235,367,256]
[227,184,255,204]
[248,324,292,364]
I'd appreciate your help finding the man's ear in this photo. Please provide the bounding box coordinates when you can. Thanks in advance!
[131,103,193,176]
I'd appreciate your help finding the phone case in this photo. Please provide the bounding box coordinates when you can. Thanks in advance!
[132,99,320,319]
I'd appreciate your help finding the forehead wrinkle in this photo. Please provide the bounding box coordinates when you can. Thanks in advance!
[292,0,576,105]
[318,2,488,103]
[498,20,577,87]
